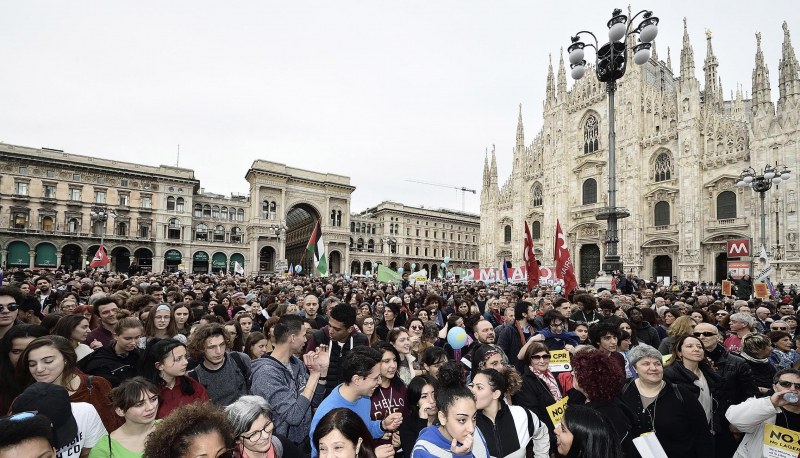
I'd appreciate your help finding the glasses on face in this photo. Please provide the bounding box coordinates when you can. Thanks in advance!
[773,327,789,331]
[242,421,273,442]
[531,354,551,361]
[0,303,19,313]
[777,380,800,390]
[550,322,564,329]
[410,325,423,331]
[693,332,718,337]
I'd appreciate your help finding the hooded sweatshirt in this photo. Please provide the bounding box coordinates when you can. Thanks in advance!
[250,354,326,445]
[411,425,490,458]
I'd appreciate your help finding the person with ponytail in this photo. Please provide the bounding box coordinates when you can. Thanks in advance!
[471,368,549,457]
[553,405,624,458]
[400,375,439,458]
[411,361,490,457]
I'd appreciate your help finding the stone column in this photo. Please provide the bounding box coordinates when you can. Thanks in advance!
[28,250,35,269]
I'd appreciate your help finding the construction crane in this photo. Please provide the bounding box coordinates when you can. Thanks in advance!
[406,180,477,211]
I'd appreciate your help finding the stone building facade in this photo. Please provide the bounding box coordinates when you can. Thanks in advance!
[349,201,480,278]
[480,20,800,284]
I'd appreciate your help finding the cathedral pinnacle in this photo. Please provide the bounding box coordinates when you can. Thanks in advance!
[703,28,720,112]
[516,104,524,149]
[490,145,498,185]
[545,54,556,107]
[557,49,567,100]
[752,31,775,116]
[680,17,696,81]
[778,20,800,113]
[666,47,673,72]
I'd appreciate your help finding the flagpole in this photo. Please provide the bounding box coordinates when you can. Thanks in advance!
[298,219,315,276]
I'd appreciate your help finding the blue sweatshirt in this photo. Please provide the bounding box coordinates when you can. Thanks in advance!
[411,425,490,458]
[309,384,383,457]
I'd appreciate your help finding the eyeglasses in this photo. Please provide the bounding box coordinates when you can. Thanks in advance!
[777,380,800,390]
[0,303,19,313]
[772,327,789,331]
[242,421,273,442]
[693,332,718,337]
[531,354,551,361]
[410,325,423,331]
[550,322,564,328]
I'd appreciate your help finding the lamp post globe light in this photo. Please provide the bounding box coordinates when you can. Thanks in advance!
[567,8,659,273]
[736,164,791,251]
[89,206,116,246]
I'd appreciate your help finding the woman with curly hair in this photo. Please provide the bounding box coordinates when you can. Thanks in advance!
[569,348,637,457]
[143,401,234,458]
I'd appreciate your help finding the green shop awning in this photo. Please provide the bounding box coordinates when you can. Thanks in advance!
[7,241,30,266]
[35,243,57,267]
[212,252,227,268]
[193,251,209,262]
[164,250,182,262]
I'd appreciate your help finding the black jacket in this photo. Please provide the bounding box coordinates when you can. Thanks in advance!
[586,398,640,458]
[663,362,721,431]
[633,322,661,348]
[512,367,562,452]
[476,400,537,458]
[78,342,142,387]
[497,322,528,372]
[706,345,758,414]
[737,353,776,392]
[619,379,714,458]
[400,416,430,458]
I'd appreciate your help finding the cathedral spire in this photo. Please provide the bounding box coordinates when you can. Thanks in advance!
[651,39,658,62]
[666,46,673,72]
[545,54,555,108]
[778,21,800,114]
[752,31,775,116]
[680,17,696,81]
[557,49,567,100]
[490,144,498,186]
[703,29,720,111]
[516,104,524,149]
[483,148,490,187]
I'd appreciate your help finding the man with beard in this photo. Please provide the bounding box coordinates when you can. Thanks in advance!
[34,276,58,314]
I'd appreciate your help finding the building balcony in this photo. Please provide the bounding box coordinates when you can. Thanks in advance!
[706,217,749,232]
[11,194,30,201]
[644,224,679,237]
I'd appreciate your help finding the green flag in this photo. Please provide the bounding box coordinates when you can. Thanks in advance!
[376,264,402,283]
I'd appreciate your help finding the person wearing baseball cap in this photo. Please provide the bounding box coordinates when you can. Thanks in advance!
[11,382,106,456]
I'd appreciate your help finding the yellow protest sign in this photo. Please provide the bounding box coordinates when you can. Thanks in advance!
[754,282,770,299]
[721,280,732,296]
[546,396,569,428]
[548,350,571,372]
[763,424,800,457]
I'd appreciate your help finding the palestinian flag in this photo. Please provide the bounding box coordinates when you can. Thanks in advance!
[306,220,328,276]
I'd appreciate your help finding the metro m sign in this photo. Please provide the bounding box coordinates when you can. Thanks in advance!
[727,239,751,257]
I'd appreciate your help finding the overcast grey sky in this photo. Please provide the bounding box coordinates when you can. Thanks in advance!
[1,2,796,215]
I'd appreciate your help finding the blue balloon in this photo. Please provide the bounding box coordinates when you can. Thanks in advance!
[441,263,446,269]
[295,265,303,273]
[447,327,468,350]
[397,268,404,274]
[411,263,417,270]
[444,256,451,264]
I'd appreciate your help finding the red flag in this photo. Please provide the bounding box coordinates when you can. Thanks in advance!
[524,221,539,291]
[554,220,578,296]
[90,245,111,268]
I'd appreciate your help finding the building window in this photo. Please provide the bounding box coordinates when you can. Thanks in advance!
[194,204,203,218]
[43,184,56,198]
[195,223,208,241]
[237,209,244,221]
[19,166,28,174]
[582,178,597,205]
[416,247,419,256]
[654,201,670,226]
[213,225,225,242]
[583,115,599,154]
[166,196,176,211]
[70,188,81,201]
[13,213,27,229]
[176,197,185,212]
[119,194,129,206]
[654,152,673,182]
[120,178,129,187]
[212,206,220,219]
[141,196,152,209]
[367,239,375,252]
[230,227,242,243]
[532,221,541,239]
[97,177,105,184]
[533,184,543,207]
[95,191,106,204]
[47,170,55,178]
[504,225,512,243]
[203,205,212,218]
[406,246,410,255]
[167,218,181,240]
[357,238,364,251]
[221,207,228,220]
[717,191,737,220]
[41,216,55,232]
[117,222,128,236]
[139,224,150,238]
[15,181,28,196]
[425,248,429,256]
[67,218,79,234]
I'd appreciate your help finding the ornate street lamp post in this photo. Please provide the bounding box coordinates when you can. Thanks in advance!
[89,206,116,246]
[736,164,791,251]
[568,8,659,273]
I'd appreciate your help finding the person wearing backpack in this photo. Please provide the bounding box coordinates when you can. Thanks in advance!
[186,322,251,406]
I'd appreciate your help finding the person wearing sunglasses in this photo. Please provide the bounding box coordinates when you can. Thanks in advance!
[691,322,758,457]
[727,369,800,458]
[225,395,299,457]
[0,286,23,340]
[513,342,563,453]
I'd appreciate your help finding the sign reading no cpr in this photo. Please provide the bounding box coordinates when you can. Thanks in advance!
[546,396,569,428]
[549,350,571,372]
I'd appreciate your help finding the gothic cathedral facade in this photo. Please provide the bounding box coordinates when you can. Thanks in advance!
[480,19,800,285]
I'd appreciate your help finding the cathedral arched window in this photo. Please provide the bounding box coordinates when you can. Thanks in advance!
[532,184,543,207]
[654,152,673,182]
[717,191,737,220]
[532,221,541,240]
[504,225,512,244]
[582,179,597,205]
[654,201,670,226]
[583,115,599,154]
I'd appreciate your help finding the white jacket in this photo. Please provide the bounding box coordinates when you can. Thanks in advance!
[725,396,781,458]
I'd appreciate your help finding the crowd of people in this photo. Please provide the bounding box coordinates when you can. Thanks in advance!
[1,266,799,458]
